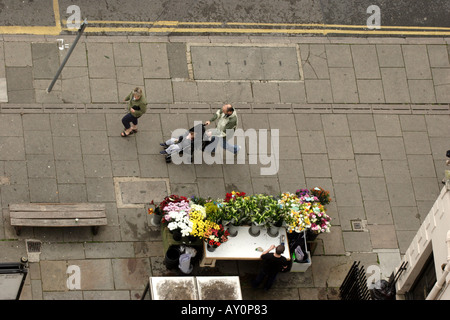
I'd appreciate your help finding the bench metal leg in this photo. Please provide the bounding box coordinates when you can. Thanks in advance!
[92,226,99,235]
[15,227,22,236]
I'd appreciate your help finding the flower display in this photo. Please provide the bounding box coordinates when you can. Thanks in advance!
[156,188,332,246]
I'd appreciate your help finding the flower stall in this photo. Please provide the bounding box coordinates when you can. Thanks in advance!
[150,188,332,272]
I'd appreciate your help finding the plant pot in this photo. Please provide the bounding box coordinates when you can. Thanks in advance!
[267,220,283,237]
[150,213,162,226]
[226,223,238,237]
[207,243,216,252]
[171,229,182,241]
[248,223,263,237]
[306,229,319,242]
[164,246,180,270]
[267,224,280,238]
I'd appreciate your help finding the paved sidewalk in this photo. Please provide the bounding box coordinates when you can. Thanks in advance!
[0,35,449,300]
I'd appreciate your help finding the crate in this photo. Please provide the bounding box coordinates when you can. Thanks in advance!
[289,230,311,272]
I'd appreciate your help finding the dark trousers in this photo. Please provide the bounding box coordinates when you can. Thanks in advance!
[251,270,278,290]
[122,113,138,129]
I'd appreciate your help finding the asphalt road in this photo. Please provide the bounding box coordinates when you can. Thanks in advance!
[0,0,449,35]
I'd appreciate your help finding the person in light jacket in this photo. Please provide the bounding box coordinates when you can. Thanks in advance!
[121,87,147,137]
[204,104,240,154]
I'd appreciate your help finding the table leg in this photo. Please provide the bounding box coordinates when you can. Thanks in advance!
[200,255,216,268]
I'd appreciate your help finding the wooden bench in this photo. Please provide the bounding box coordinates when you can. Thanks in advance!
[9,203,107,236]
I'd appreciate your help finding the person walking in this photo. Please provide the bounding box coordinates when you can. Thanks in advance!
[205,104,240,154]
[121,87,147,137]
[252,244,288,290]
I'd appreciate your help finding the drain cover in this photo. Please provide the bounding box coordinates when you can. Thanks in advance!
[351,220,367,232]
[25,239,42,262]
[27,240,41,253]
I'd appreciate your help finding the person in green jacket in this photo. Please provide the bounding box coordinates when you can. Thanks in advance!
[205,104,240,154]
[121,87,147,137]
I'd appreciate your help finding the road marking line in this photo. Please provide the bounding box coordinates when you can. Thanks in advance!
[0,26,61,35]
[60,26,450,36]
[1,14,450,36]
[61,19,224,26]
[62,19,450,31]
[226,22,450,31]
[53,0,61,29]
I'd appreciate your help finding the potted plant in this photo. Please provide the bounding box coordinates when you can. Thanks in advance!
[247,194,271,237]
[147,200,164,226]
[162,199,192,241]
[309,187,332,206]
[278,192,311,234]
[295,188,319,203]
[165,212,192,241]
[204,202,221,223]
[189,208,218,241]
[265,196,288,237]
[219,192,249,236]
[190,195,213,206]
[203,224,230,252]
[305,202,331,241]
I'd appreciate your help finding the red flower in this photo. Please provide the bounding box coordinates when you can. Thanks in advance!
[224,191,246,202]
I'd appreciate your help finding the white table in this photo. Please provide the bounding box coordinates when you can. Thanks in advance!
[200,226,290,267]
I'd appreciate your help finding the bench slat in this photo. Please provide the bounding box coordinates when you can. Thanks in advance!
[11,218,108,227]
[10,211,106,219]
[9,203,106,212]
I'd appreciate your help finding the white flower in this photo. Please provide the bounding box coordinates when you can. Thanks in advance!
[168,222,178,230]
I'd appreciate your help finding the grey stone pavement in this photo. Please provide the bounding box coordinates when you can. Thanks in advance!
[0,34,449,300]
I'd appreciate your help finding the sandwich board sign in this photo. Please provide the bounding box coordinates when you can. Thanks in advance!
[0,258,28,300]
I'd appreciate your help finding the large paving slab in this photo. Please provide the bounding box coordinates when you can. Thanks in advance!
[190,45,301,80]
[114,178,169,208]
